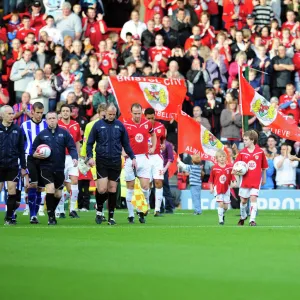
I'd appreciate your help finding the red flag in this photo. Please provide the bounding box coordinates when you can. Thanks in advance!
[168,151,178,179]
[239,69,300,142]
[177,109,227,163]
[109,76,186,121]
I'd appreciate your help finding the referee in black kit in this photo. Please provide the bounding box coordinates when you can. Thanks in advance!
[0,105,26,225]
[87,104,136,225]
[31,111,78,225]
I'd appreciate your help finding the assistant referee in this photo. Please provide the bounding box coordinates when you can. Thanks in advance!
[87,104,136,225]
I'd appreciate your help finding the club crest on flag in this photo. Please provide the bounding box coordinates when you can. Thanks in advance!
[251,97,277,126]
[202,128,223,153]
[139,82,169,111]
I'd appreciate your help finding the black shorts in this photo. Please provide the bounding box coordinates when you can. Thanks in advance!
[96,161,122,182]
[40,169,65,190]
[0,167,19,183]
[27,156,44,188]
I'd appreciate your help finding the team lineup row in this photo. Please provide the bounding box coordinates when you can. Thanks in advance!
[0,102,266,226]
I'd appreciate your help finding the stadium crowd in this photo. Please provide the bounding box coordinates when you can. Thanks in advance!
[0,0,300,223]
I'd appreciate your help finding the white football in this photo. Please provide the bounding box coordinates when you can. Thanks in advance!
[36,144,51,158]
[233,161,248,176]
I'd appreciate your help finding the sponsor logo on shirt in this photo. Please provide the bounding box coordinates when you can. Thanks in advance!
[248,160,257,170]
[219,175,226,184]
[135,133,144,143]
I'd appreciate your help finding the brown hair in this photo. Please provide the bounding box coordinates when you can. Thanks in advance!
[206,88,216,96]
[243,130,258,145]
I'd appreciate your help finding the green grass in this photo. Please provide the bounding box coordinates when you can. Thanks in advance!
[1,210,300,300]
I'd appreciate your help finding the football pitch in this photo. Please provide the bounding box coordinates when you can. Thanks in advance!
[1,210,300,300]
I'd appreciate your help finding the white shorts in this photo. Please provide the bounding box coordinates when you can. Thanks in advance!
[215,187,231,204]
[239,188,259,199]
[125,154,151,181]
[149,154,164,181]
[64,155,79,183]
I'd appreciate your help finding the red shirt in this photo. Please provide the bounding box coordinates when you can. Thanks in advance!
[282,22,296,32]
[149,46,171,73]
[58,120,81,154]
[206,0,219,15]
[279,94,300,124]
[197,24,215,48]
[293,51,300,75]
[0,88,9,105]
[83,19,107,51]
[22,44,37,52]
[235,145,268,189]
[151,121,166,155]
[0,27,7,42]
[123,118,154,155]
[30,14,46,38]
[209,164,234,194]
[16,27,36,42]
[96,51,117,75]
[144,0,164,23]
[281,36,294,48]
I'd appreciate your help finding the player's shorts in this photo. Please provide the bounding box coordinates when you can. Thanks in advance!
[27,156,44,188]
[214,187,231,203]
[96,160,122,182]
[0,167,19,183]
[40,169,65,190]
[64,155,79,183]
[149,154,164,181]
[124,154,151,182]
[239,188,259,199]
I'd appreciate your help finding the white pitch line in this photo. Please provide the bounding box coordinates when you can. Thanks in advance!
[1,225,300,229]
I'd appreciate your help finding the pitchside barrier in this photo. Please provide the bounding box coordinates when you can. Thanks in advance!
[0,189,300,211]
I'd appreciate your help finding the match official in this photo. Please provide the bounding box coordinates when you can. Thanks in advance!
[31,112,78,225]
[87,104,136,225]
[0,105,26,225]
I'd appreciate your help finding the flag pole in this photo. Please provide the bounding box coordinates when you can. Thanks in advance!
[240,66,249,134]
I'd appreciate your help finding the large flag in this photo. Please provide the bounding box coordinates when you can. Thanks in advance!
[177,109,225,163]
[239,70,300,142]
[109,76,186,120]
[168,151,178,179]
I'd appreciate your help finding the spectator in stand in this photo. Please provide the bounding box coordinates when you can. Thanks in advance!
[73,81,91,117]
[193,105,211,130]
[22,33,38,53]
[13,92,32,125]
[96,40,118,75]
[43,0,65,21]
[16,15,37,43]
[171,8,192,46]
[125,45,147,70]
[243,14,258,34]
[282,10,299,37]
[186,57,209,108]
[32,41,50,69]
[149,34,171,74]
[43,63,57,112]
[230,30,255,61]
[165,60,184,79]
[185,0,200,27]
[26,69,53,113]
[153,13,163,31]
[172,0,190,22]
[127,62,143,77]
[271,45,295,98]
[39,15,64,45]
[274,143,299,189]
[197,12,215,48]
[141,20,156,49]
[267,134,279,156]
[205,48,228,89]
[69,40,89,71]
[261,147,275,190]
[222,0,248,31]
[202,88,223,137]
[253,0,274,28]
[158,16,179,49]
[10,49,39,103]
[228,51,247,88]
[92,80,119,115]
[0,84,9,107]
[184,25,201,52]
[251,45,272,99]
[56,2,83,40]
[49,44,64,75]
[294,38,300,91]
[278,84,300,124]
[220,98,242,146]
[213,31,232,69]
[54,61,75,101]
[120,10,147,42]
[82,7,107,51]
[83,55,103,86]
[29,1,47,38]
[168,46,188,76]
[144,0,166,23]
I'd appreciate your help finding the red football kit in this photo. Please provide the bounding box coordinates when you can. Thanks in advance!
[123,118,154,155]
[151,121,166,155]
[235,145,268,189]
[149,46,171,73]
[209,164,234,195]
[58,120,81,154]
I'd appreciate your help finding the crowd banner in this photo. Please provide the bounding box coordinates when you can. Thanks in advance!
[239,69,300,142]
[109,76,187,121]
[177,109,226,163]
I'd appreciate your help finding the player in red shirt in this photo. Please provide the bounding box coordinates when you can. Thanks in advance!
[149,34,171,73]
[144,108,166,217]
[209,150,236,225]
[278,83,300,124]
[123,103,157,224]
[233,131,268,226]
[57,104,82,219]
